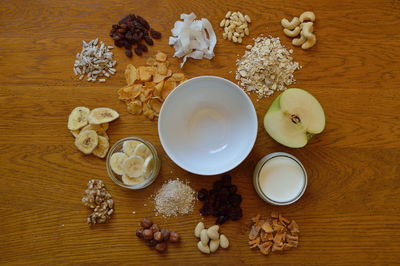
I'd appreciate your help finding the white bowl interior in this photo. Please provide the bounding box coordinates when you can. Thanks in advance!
[159,76,257,175]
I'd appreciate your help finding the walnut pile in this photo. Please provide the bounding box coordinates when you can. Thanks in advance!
[249,212,299,255]
[81,179,114,225]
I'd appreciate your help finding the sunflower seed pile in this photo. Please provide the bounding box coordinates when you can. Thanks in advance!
[236,36,301,99]
[81,179,114,225]
[73,38,117,82]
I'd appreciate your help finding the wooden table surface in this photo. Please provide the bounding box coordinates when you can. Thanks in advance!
[1,0,399,265]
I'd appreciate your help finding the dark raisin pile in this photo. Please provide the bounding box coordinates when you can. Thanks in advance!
[109,14,162,58]
[198,175,243,225]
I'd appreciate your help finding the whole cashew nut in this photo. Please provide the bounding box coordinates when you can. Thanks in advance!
[301,22,314,38]
[299,11,316,22]
[292,33,306,46]
[301,33,316,49]
[283,26,301,37]
[281,17,300,30]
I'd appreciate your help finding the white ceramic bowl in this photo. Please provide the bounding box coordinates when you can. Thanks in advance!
[158,76,258,175]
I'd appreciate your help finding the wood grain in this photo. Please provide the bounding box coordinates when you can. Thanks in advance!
[1,0,399,264]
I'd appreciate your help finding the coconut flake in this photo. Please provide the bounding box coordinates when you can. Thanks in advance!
[170,13,217,67]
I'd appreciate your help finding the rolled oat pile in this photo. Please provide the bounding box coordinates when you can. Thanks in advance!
[236,36,301,98]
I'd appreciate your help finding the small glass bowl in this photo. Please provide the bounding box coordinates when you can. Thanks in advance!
[106,137,161,190]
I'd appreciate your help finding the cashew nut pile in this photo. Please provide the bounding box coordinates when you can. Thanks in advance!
[281,11,316,49]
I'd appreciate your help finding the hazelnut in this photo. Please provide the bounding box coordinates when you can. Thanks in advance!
[160,229,170,241]
[150,223,159,233]
[155,242,167,253]
[143,229,154,240]
[136,228,144,238]
[169,231,180,243]
[141,218,153,229]
[154,231,164,242]
[148,239,157,247]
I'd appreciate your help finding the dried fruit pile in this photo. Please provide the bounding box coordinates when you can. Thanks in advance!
[82,179,114,225]
[136,218,180,253]
[110,140,154,186]
[118,51,186,120]
[198,175,243,225]
[110,14,161,58]
[68,107,119,158]
[249,212,299,255]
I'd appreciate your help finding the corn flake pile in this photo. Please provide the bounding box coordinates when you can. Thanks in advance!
[249,212,299,255]
[118,52,186,120]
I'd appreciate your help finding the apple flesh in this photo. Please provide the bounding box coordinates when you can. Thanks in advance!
[264,88,325,148]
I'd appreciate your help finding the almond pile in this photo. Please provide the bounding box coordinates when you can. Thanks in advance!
[118,51,186,120]
[249,212,299,255]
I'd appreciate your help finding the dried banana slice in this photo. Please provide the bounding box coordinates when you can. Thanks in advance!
[143,155,154,173]
[134,143,152,159]
[122,155,145,178]
[74,130,98,154]
[81,124,108,139]
[122,175,145,185]
[88,108,119,124]
[92,136,110,158]
[67,106,90,130]
[110,152,128,175]
[122,140,141,156]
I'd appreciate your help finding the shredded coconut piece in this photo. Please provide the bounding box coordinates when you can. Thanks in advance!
[169,13,217,68]
[152,178,196,217]
[236,36,301,98]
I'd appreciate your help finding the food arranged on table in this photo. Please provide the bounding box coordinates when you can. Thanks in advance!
[70,9,325,257]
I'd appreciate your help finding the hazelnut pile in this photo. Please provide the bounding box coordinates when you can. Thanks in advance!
[136,218,180,253]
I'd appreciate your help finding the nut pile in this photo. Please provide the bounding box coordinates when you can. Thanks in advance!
[194,222,230,254]
[152,178,196,217]
[118,51,186,120]
[198,175,243,225]
[236,36,301,98]
[281,11,317,49]
[136,218,180,253]
[82,179,114,225]
[249,212,299,255]
[220,11,251,44]
[68,107,119,158]
[109,139,154,186]
[110,14,161,58]
[73,38,116,82]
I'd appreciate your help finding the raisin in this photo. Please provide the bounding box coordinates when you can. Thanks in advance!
[216,216,228,225]
[228,194,242,207]
[228,185,237,194]
[125,49,133,57]
[134,47,143,56]
[114,39,124,47]
[137,16,150,30]
[221,174,232,185]
[197,189,208,201]
[150,29,161,39]
[144,35,154,46]
[138,43,148,52]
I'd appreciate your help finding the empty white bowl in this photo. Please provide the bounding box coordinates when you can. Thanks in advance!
[158,76,258,175]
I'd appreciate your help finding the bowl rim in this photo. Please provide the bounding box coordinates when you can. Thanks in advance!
[158,75,258,176]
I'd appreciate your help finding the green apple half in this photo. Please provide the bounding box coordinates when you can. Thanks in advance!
[264,88,325,148]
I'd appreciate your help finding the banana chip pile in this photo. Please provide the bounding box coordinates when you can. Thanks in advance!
[67,107,119,158]
[118,51,186,120]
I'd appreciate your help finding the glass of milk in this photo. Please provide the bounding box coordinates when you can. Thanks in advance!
[253,152,307,205]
